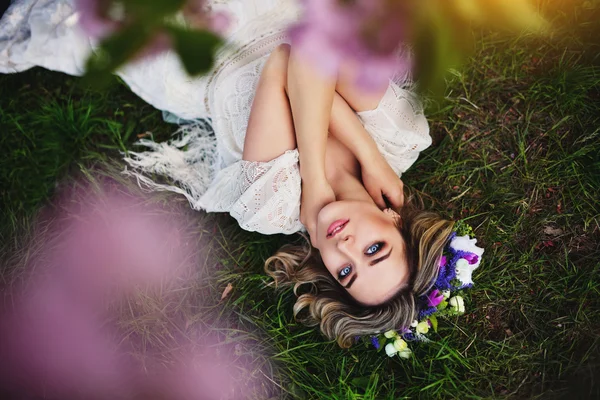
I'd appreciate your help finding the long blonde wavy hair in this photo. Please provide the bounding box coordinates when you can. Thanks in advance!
[264,193,455,348]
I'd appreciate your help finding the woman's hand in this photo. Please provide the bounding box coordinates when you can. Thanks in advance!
[361,153,404,210]
[300,176,336,246]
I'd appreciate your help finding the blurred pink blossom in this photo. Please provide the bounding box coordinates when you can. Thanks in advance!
[0,281,127,398]
[75,0,230,60]
[75,0,121,39]
[289,0,413,91]
[0,183,263,399]
[208,10,232,35]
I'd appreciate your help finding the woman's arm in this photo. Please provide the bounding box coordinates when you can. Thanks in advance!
[242,45,296,162]
[286,47,336,183]
[286,46,337,242]
[329,93,382,167]
[328,91,405,209]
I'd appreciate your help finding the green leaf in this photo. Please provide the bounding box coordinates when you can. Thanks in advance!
[351,376,372,390]
[429,314,439,332]
[437,300,448,311]
[378,335,388,351]
[453,220,475,237]
[167,26,223,76]
[124,0,186,20]
[84,22,155,85]
[288,383,307,399]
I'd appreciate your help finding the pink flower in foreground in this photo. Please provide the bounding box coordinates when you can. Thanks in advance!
[75,0,230,60]
[289,0,414,91]
[0,181,264,398]
[75,0,120,39]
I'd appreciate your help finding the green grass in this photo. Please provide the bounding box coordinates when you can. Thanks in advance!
[1,1,599,399]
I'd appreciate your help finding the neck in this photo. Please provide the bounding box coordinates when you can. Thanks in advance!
[330,168,375,204]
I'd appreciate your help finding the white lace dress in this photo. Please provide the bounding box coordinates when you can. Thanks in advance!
[124,0,432,235]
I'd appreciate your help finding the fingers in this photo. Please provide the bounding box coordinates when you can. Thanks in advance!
[364,180,386,209]
[372,191,387,209]
[384,184,405,209]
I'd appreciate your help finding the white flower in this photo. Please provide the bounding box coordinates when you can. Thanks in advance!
[384,330,398,339]
[449,235,485,285]
[393,338,408,352]
[398,348,412,359]
[416,321,430,334]
[454,258,474,286]
[442,290,451,299]
[410,320,419,328]
[385,343,397,357]
[449,295,465,314]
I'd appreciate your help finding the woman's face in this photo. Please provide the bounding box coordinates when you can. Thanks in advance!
[313,200,409,306]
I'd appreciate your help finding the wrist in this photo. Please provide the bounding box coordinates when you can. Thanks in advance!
[355,141,383,166]
[301,171,329,190]
[299,158,327,183]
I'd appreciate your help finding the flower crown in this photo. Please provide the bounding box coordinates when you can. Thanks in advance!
[366,221,484,359]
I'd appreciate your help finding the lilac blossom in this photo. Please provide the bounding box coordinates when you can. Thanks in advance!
[0,181,264,398]
[288,0,414,91]
[75,0,120,39]
[75,0,230,61]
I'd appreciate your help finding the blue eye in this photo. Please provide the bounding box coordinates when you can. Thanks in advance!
[338,266,352,279]
[366,242,384,255]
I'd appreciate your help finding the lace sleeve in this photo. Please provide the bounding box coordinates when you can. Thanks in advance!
[200,150,304,235]
[356,82,432,176]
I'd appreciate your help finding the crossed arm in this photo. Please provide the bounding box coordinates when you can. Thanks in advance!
[242,44,404,234]
[242,44,382,168]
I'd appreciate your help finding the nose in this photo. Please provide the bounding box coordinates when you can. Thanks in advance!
[336,233,355,255]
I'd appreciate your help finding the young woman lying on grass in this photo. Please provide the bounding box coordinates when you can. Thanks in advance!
[258,44,454,348]
[127,18,484,351]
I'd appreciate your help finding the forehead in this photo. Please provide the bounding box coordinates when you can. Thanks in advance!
[348,251,409,305]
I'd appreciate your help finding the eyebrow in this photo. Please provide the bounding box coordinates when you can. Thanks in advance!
[344,275,357,289]
[370,248,393,266]
[344,248,394,289]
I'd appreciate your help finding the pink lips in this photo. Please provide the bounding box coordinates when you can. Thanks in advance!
[327,219,349,238]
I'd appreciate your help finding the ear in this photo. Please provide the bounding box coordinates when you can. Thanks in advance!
[383,208,402,226]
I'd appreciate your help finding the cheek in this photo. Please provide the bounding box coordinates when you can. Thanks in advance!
[317,248,341,278]
[360,216,396,238]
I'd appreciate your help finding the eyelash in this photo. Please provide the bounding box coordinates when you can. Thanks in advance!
[365,242,384,255]
[338,265,352,280]
[338,242,385,280]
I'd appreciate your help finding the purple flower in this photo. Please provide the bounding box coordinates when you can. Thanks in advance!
[427,289,444,307]
[463,253,479,264]
[370,336,380,350]
[288,0,413,91]
[418,306,437,320]
[402,332,416,341]
[435,261,456,290]
[439,255,447,268]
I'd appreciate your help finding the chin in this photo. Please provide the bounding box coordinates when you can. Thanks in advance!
[316,200,346,228]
